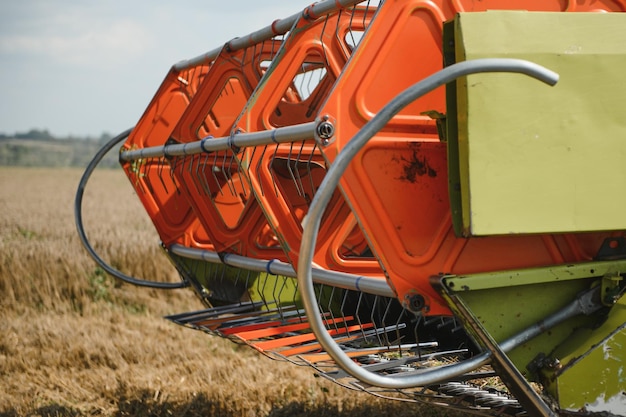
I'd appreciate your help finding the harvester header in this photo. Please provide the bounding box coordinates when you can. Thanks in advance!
[76,1,626,415]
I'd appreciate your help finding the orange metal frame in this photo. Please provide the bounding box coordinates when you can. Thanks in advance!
[121,63,212,248]
[169,43,287,259]
[317,0,626,314]
[232,7,383,274]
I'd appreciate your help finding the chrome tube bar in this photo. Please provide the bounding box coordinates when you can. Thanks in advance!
[174,0,365,71]
[297,58,560,389]
[119,122,316,162]
[168,243,395,298]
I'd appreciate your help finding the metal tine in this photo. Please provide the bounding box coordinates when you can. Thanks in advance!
[392,307,409,352]
[217,310,305,339]
[275,275,292,321]
[240,131,254,182]
[344,327,413,354]
[257,38,267,75]
[156,157,169,194]
[178,154,188,180]
[338,1,374,57]
[306,142,319,198]
[339,289,353,339]
[347,3,358,49]
[225,75,237,96]
[270,144,281,196]
[412,313,424,360]
[142,158,154,195]
[335,8,351,59]
[354,291,369,342]
[266,34,284,68]
[240,269,253,308]
[131,157,146,194]
[297,59,310,101]
[225,146,236,194]
[361,0,373,29]
[304,64,316,99]
[169,156,181,194]
[187,153,204,197]
[231,149,248,198]
[209,151,223,196]
[230,35,285,133]
[256,270,271,312]
[318,13,332,84]
[423,315,446,327]
[319,285,341,332]
[379,298,399,348]
[225,147,243,198]
[197,153,209,196]
[253,145,266,196]
[253,39,262,77]
[194,153,208,196]
[370,296,384,348]
[217,306,303,330]
[286,142,305,198]
[314,61,327,94]
[316,284,328,328]
[165,300,260,323]
[220,151,237,196]
[270,271,281,318]
[293,141,308,201]
[326,286,341,335]
[292,279,305,323]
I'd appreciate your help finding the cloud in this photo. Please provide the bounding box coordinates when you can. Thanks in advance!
[0,4,153,69]
[0,0,317,136]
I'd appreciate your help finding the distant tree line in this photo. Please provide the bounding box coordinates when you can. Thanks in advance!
[0,129,113,144]
[0,129,119,168]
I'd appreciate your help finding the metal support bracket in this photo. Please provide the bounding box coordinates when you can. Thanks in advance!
[434,276,558,417]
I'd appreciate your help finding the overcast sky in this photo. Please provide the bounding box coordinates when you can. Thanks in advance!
[0,1,312,137]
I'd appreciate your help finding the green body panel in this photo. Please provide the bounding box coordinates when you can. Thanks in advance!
[443,261,626,378]
[442,260,626,411]
[449,11,626,236]
[545,297,626,413]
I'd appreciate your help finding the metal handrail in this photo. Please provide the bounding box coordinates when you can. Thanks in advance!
[297,58,560,388]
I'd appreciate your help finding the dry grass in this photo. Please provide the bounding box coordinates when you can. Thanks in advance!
[0,167,470,417]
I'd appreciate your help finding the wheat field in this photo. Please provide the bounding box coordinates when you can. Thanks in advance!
[0,167,471,417]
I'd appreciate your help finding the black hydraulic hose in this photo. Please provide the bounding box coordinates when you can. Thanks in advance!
[74,128,189,289]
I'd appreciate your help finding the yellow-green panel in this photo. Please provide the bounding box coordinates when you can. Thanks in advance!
[545,297,626,413]
[454,12,626,236]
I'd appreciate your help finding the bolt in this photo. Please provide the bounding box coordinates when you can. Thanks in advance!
[546,357,561,370]
[317,121,335,142]
[406,294,426,313]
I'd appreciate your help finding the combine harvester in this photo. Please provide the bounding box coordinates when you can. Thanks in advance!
[76,1,626,415]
